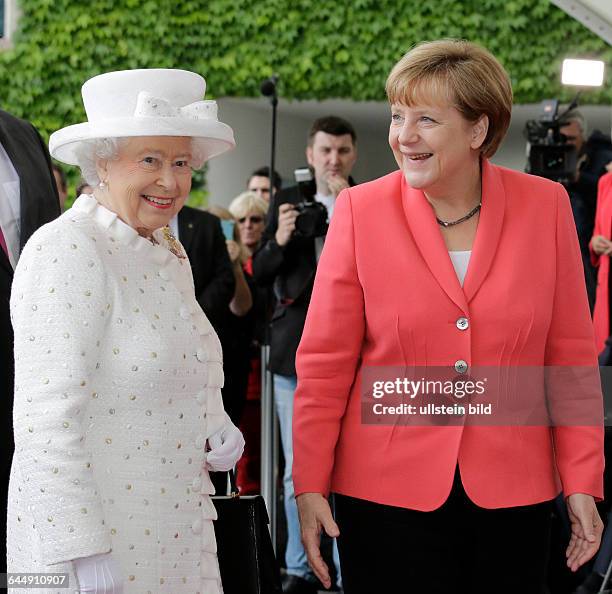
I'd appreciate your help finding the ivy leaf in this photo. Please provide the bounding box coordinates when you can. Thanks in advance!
[335,49,350,64]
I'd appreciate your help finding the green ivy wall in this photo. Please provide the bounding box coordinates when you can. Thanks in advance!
[0,0,608,195]
[1,0,611,138]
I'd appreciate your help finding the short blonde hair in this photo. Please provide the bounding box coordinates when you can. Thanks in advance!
[228,191,269,221]
[386,39,513,158]
[206,203,251,262]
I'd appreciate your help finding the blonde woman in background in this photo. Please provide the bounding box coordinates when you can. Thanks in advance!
[229,192,268,262]
[228,192,270,494]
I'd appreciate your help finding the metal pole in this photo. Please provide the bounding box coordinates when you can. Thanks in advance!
[259,74,280,547]
[269,92,278,201]
[260,344,279,549]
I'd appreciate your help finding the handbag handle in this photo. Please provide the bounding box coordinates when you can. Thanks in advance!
[227,468,239,497]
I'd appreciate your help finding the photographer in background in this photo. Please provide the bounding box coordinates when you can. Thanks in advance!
[560,110,612,309]
[252,115,357,594]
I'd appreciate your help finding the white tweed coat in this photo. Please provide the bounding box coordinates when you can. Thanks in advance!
[8,194,229,594]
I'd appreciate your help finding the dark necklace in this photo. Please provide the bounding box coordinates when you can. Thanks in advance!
[436,202,481,228]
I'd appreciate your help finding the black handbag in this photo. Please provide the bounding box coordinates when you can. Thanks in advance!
[211,470,283,594]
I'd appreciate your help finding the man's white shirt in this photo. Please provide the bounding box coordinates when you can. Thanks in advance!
[315,192,335,221]
[0,142,20,268]
[314,192,336,262]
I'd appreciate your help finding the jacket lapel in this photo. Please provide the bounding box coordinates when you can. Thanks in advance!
[0,116,41,252]
[401,174,469,314]
[463,160,505,303]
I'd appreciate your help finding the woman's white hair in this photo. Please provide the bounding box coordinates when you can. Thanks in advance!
[228,191,269,220]
[72,138,125,186]
[73,137,207,186]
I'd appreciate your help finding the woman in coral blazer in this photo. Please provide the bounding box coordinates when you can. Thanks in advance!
[591,170,612,354]
[292,40,604,594]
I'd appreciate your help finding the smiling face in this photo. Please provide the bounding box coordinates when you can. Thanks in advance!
[388,102,487,197]
[95,136,193,235]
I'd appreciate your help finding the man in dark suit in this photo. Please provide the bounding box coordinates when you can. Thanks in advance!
[252,116,357,594]
[174,205,236,495]
[175,205,235,332]
[0,109,60,570]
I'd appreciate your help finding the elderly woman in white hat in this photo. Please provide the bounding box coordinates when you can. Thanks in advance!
[7,69,244,594]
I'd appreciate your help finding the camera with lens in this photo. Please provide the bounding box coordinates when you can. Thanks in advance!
[524,98,578,184]
[292,168,328,238]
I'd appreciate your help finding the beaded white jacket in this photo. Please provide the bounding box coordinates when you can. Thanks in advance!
[8,194,229,594]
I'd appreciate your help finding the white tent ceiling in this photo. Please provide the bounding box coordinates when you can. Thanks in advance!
[550,0,612,45]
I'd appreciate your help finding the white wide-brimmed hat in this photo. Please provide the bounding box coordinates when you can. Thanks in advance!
[49,68,235,166]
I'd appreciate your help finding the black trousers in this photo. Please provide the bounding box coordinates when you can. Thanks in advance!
[334,471,552,594]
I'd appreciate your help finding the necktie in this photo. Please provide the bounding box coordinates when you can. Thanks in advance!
[0,226,8,260]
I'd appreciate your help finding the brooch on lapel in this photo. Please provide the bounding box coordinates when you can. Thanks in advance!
[162,226,186,259]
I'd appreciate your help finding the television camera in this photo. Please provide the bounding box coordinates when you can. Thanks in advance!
[524,97,580,184]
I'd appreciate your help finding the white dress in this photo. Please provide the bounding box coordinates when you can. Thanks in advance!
[8,194,228,594]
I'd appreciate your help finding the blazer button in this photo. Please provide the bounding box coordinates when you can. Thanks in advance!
[456,317,469,331]
[191,518,202,535]
[179,305,191,320]
[454,360,468,374]
[192,476,202,491]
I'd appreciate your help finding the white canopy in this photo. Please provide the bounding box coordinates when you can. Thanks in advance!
[551,0,612,45]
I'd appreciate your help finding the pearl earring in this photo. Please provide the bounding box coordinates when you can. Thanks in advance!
[98,180,106,189]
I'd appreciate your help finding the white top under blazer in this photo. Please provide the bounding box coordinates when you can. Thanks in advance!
[449,250,471,286]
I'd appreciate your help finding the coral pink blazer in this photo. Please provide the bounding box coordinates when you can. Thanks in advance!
[293,160,603,510]
[591,172,612,354]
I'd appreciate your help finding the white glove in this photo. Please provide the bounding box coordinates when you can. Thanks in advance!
[205,420,245,472]
[73,552,123,593]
